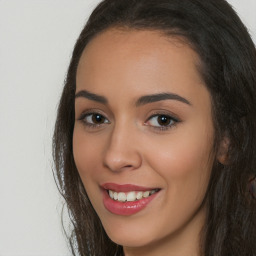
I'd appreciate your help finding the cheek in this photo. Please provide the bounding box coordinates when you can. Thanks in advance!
[73,127,103,183]
[143,130,213,228]
[144,127,214,200]
[73,127,105,212]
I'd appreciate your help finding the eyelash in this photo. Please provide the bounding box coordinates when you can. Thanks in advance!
[78,112,110,128]
[145,113,179,131]
[78,111,180,131]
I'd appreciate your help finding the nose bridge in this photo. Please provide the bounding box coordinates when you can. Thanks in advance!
[103,120,141,172]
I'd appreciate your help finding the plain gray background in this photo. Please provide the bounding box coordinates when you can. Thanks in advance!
[0,1,255,255]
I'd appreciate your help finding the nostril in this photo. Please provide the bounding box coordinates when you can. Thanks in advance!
[102,144,142,172]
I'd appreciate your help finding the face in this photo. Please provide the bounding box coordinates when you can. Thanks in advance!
[73,29,215,255]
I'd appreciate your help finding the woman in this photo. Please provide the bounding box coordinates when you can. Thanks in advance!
[53,0,256,255]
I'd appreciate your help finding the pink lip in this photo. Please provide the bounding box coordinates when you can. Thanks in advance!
[101,183,160,216]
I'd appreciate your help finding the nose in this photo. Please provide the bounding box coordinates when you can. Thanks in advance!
[103,124,142,172]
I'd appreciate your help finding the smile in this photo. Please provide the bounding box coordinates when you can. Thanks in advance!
[108,189,159,202]
[101,183,161,215]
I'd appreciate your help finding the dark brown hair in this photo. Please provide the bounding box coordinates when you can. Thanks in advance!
[53,0,256,255]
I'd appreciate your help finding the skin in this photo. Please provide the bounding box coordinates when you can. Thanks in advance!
[73,28,218,256]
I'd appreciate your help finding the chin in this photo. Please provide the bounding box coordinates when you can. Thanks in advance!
[109,232,155,248]
[101,219,159,248]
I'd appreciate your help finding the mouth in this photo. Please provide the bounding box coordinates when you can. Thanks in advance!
[101,183,161,216]
[108,189,160,202]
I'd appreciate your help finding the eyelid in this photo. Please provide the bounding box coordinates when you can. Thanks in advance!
[144,111,181,130]
[145,110,180,122]
[83,113,110,123]
[77,108,108,120]
[78,110,111,128]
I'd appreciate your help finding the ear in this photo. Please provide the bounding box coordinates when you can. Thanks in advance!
[216,136,229,165]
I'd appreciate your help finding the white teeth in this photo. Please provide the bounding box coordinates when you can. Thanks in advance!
[108,189,158,202]
[136,191,143,200]
[117,192,126,202]
[127,191,136,201]
[143,191,150,198]
[109,190,114,199]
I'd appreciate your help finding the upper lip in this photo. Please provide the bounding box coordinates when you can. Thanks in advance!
[101,183,159,192]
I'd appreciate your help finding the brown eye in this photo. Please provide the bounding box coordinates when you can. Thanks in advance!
[91,114,106,124]
[81,113,110,126]
[157,115,173,126]
[146,114,178,129]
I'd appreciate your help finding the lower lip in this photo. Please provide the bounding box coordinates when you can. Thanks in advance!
[102,190,159,216]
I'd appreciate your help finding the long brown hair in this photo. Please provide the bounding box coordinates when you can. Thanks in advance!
[53,0,256,255]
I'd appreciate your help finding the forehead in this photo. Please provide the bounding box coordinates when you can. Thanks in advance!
[76,28,209,109]
[77,28,201,81]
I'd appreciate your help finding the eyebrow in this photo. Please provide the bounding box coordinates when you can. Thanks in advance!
[135,93,191,106]
[75,90,108,104]
[75,90,191,106]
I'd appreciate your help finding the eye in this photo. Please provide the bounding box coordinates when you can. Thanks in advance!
[79,112,110,127]
[146,114,178,130]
